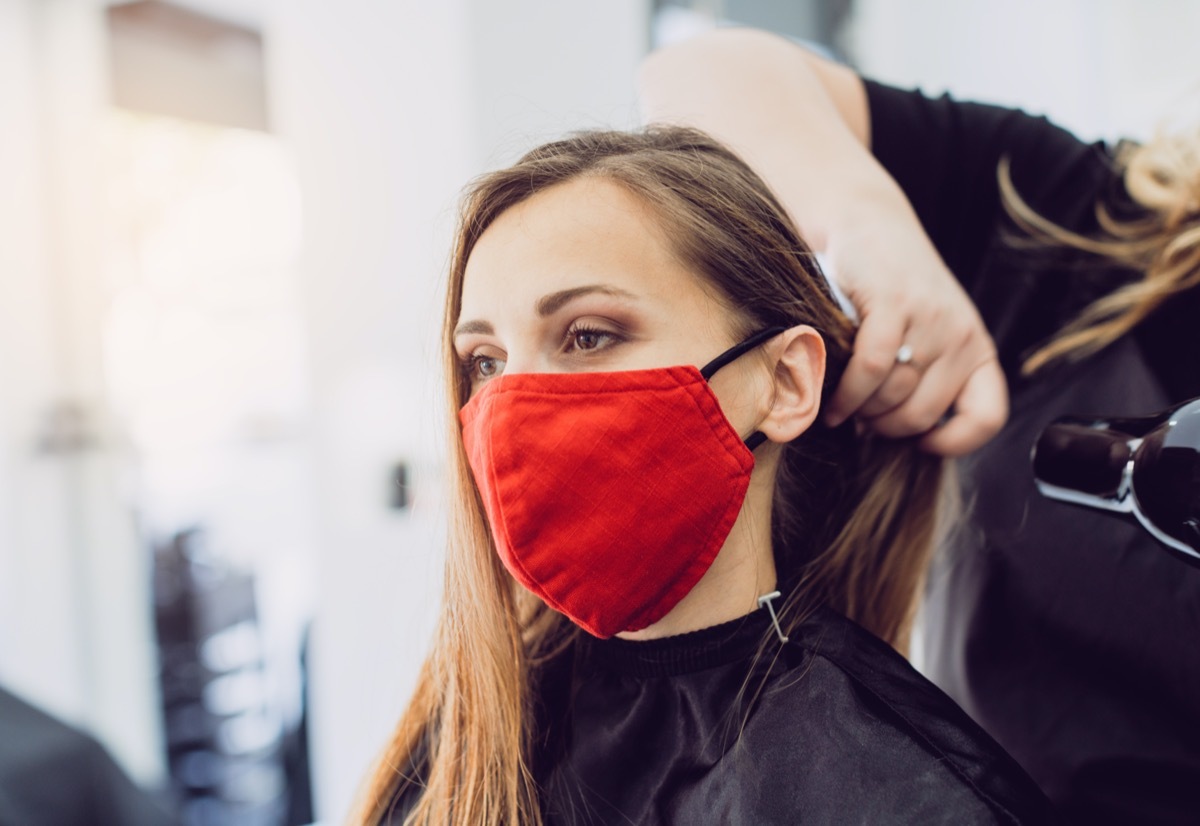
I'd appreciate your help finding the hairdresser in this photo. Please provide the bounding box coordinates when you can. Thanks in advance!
[640,28,1200,825]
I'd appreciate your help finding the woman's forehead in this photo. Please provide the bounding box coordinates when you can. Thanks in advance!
[457,177,717,323]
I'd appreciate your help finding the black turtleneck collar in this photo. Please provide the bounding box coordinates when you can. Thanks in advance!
[578,605,781,678]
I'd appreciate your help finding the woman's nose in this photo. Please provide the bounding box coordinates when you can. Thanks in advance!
[501,350,563,376]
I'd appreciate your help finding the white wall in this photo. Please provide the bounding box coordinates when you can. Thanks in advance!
[846,0,1200,142]
[0,0,82,719]
[467,1,648,165]
[263,1,650,819]
[0,0,165,785]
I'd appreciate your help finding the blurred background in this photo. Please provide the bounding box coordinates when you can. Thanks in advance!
[1,1,1196,823]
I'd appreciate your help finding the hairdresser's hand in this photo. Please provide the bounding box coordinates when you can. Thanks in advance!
[821,206,1009,457]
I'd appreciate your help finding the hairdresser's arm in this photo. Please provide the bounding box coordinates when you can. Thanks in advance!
[639,29,1006,456]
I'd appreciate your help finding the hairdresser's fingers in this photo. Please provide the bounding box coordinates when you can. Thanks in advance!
[864,349,962,437]
[918,359,1009,456]
[858,298,992,430]
[856,361,923,419]
[824,307,907,427]
[852,299,972,420]
[869,351,1007,451]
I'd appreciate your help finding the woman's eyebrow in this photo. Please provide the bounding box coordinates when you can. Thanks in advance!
[453,319,493,338]
[535,284,637,317]
[454,285,638,340]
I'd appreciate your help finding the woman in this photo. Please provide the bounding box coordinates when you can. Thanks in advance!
[639,29,1200,824]
[356,128,1054,824]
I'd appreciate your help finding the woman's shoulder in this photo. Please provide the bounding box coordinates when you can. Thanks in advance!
[759,608,1058,824]
[542,609,1056,824]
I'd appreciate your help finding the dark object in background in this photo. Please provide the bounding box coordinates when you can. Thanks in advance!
[153,528,295,826]
[389,461,410,511]
[0,685,178,826]
[1034,396,1200,565]
[280,625,313,826]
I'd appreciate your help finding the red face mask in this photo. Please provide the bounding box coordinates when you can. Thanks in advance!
[458,328,783,638]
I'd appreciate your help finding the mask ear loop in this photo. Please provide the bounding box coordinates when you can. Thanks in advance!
[699,327,787,453]
[698,326,787,381]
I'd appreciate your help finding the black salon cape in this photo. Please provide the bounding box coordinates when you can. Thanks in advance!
[865,80,1200,824]
[390,608,1053,824]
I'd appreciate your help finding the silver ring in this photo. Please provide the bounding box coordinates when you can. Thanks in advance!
[895,344,915,366]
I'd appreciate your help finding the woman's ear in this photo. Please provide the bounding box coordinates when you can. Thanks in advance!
[760,325,826,444]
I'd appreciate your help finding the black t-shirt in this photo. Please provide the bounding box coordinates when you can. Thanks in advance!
[866,79,1200,825]
[389,607,1055,824]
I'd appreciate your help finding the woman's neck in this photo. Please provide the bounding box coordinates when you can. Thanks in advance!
[617,458,778,640]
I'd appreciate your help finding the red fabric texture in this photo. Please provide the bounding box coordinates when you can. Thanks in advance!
[459,365,755,638]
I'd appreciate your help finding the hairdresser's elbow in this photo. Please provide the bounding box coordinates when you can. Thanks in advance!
[638,28,816,123]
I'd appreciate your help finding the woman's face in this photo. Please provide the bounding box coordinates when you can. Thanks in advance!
[454,176,770,435]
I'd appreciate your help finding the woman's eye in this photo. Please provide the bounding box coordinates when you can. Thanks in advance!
[567,326,618,353]
[463,354,505,382]
[574,330,603,350]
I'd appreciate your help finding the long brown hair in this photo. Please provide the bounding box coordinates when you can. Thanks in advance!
[356,126,943,825]
[1002,127,1200,374]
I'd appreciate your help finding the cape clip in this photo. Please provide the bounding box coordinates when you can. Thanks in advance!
[757,590,789,644]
